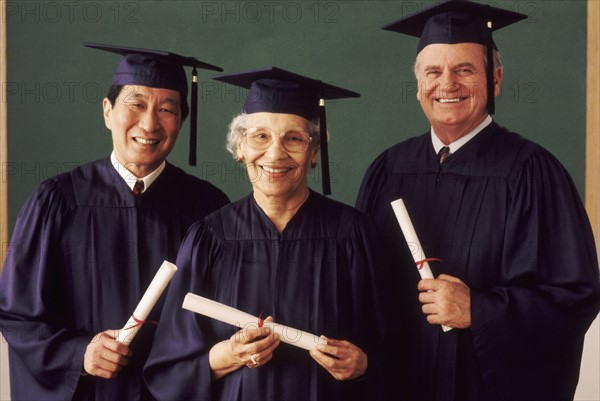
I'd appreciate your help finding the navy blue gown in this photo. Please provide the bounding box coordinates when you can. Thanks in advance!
[144,191,386,401]
[356,121,600,401]
[0,158,229,401]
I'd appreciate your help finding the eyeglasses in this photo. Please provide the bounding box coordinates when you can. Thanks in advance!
[243,128,313,153]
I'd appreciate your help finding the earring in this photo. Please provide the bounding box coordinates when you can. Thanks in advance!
[236,156,245,163]
[310,162,318,168]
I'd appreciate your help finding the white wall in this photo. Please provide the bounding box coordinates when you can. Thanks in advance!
[576,316,600,400]
[1,335,9,400]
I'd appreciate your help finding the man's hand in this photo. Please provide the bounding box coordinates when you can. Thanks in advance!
[83,329,132,378]
[418,274,471,329]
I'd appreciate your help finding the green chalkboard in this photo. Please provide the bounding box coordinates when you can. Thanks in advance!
[5,0,587,233]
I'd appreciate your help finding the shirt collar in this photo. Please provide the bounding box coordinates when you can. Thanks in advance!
[431,115,493,155]
[110,151,166,193]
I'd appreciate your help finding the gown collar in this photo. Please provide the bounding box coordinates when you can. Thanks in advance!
[431,115,493,155]
[110,151,166,193]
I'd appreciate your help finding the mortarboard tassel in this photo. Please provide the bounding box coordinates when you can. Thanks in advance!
[318,99,331,196]
[485,18,495,115]
[189,67,198,166]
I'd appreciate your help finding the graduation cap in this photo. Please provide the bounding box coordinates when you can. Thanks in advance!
[83,42,224,166]
[212,67,360,195]
[382,0,527,114]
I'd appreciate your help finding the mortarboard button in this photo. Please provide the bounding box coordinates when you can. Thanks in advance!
[212,67,360,196]
[83,42,224,166]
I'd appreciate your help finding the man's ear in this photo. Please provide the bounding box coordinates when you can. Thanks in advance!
[493,67,503,97]
[102,98,113,130]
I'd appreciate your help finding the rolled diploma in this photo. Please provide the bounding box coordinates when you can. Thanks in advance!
[117,261,178,344]
[182,292,327,351]
[390,198,452,332]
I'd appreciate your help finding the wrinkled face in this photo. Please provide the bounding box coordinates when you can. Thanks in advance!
[237,112,318,201]
[415,42,502,138]
[103,85,182,177]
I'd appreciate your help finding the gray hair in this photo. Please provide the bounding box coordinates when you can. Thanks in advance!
[413,47,503,78]
[225,112,321,159]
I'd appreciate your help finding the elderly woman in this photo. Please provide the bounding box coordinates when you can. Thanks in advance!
[144,67,387,400]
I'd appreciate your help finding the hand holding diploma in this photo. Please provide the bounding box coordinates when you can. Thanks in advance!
[182,293,327,351]
[83,261,176,377]
[209,316,281,380]
[310,336,368,381]
[83,329,132,378]
[183,293,367,381]
[390,199,452,331]
[418,274,472,329]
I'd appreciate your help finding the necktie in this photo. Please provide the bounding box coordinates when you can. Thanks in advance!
[132,180,144,197]
[438,146,451,164]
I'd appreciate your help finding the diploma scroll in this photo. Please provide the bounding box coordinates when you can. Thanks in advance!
[182,292,327,351]
[117,261,178,344]
[391,199,452,332]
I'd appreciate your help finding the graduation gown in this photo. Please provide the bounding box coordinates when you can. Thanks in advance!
[355,121,600,401]
[0,157,229,401]
[144,191,386,401]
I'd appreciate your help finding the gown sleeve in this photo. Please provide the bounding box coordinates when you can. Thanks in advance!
[0,179,91,400]
[470,147,600,400]
[143,219,222,401]
[339,211,389,397]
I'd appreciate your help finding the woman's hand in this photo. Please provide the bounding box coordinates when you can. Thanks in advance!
[310,336,367,381]
[209,317,280,380]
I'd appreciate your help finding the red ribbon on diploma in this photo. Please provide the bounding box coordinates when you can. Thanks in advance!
[257,313,264,328]
[124,314,157,330]
[415,258,443,270]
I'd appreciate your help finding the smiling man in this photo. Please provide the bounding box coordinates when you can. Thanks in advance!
[0,43,229,401]
[415,42,499,144]
[104,85,183,177]
[356,1,600,401]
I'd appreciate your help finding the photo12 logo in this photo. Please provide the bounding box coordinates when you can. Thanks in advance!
[2,1,140,24]
[200,1,340,24]
[2,81,105,104]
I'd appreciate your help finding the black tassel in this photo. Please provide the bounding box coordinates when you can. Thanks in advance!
[189,67,198,166]
[318,99,331,195]
[486,18,495,115]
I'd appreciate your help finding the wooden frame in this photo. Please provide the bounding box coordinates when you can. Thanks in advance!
[1,1,7,270]
[586,0,600,246]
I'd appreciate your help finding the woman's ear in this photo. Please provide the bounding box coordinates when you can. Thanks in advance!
[236,139,245,162]
[310,145,319,167]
